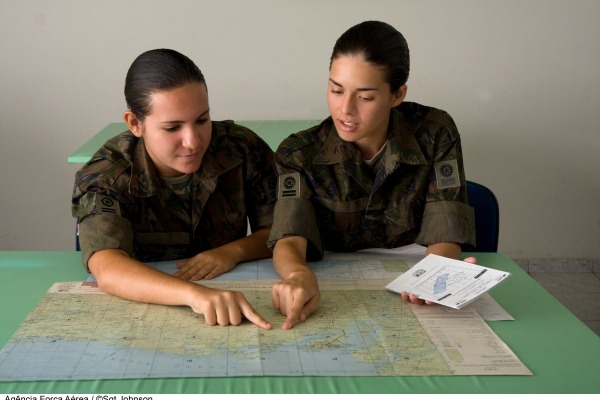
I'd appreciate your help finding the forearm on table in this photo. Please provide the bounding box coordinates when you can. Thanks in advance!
[88,249,203,307]
[213,228,272,264]
[426,242,462,259]
[272,236,314,280]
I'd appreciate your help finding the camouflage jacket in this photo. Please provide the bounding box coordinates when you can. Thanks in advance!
[72,121,277,268]
[267,102,475,260]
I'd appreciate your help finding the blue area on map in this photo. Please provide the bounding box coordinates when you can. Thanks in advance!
[433,273,449,294]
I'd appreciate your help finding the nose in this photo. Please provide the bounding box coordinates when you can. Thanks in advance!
[181,125,201,149]
[341,94,356,115]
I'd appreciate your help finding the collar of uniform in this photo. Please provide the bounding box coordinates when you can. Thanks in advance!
[127,136,164,197]
[384,107,428,166]
[198,122,243,185]
[312,110,428,167]
[313,118,361,165]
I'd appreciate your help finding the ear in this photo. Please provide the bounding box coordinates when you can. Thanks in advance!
[391,84,408,107]
[123,110,143,138]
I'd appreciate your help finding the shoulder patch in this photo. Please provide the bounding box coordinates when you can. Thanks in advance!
[434,160,460,189]
[278,172,301,199]
[95,193,121,216]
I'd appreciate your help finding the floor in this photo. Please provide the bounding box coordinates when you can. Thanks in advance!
[515,259,600,336]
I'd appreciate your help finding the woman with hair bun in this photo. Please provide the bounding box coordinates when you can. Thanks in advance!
[72,49,276,329]
[268,21,476,330]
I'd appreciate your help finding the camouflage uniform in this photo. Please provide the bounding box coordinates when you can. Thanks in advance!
[72,121,277,268]
[267,102,475,261]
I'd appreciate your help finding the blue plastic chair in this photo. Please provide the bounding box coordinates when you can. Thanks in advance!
[465,180,500,252]
[75,220,80,251]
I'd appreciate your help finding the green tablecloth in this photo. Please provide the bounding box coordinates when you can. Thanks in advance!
[1,251,598,394]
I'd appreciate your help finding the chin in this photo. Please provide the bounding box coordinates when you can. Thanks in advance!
[180,157,203,172]
[181,165,201,174]
[335,130,361,144]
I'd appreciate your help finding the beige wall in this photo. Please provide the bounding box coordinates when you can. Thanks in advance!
[1,0,599,259]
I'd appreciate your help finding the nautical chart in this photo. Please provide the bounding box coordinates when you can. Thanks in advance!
[0,245,531,380]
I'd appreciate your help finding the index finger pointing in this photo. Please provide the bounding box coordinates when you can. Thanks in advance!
[282,301,304,330]
[238,298,272,330]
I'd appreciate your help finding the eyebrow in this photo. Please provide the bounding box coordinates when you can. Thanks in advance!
[329,78,379,92]
[159,108,210,124]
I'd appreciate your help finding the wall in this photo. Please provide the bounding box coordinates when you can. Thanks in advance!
[1,0,599,260]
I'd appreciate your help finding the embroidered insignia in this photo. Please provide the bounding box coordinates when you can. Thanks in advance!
[278,172,301,199]
[96,194,121,215]
[434,159,460,189]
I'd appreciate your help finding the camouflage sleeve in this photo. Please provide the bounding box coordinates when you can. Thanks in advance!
[267,149,324,260]
[72,162,135,270]
[416,112,475,246]
[417,201,475,246]
[78,211,134,270]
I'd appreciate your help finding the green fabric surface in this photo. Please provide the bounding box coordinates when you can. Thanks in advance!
[1,251,599,393]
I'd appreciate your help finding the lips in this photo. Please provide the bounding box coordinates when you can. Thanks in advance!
[179,152,199,159]
[337,119,359,132]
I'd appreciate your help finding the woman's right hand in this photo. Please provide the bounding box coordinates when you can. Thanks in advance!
[190,286,272,329]
[272,269,320,330]
[271,235,320,330]
[89,249,271,329]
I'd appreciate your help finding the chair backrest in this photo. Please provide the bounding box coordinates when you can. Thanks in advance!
[464,180,499,252]
[75,220,80,251]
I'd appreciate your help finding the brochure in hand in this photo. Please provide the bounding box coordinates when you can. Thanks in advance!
[385,254,511,309]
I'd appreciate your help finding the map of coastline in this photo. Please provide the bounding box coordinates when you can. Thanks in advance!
[0,245,531,380]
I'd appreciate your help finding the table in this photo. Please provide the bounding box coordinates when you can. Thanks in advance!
[1,251,598,394]
[67,120,323,164]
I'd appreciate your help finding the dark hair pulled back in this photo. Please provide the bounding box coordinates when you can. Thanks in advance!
[124,49,206,120]
[330,21,410,92]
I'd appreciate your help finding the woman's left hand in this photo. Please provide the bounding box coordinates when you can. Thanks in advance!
[401,254,478,305]
[174,249,238,280]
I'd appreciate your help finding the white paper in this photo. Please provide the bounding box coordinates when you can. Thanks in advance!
[466,293,514,321]
[385,254,511,309]
[411,305,531,375]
